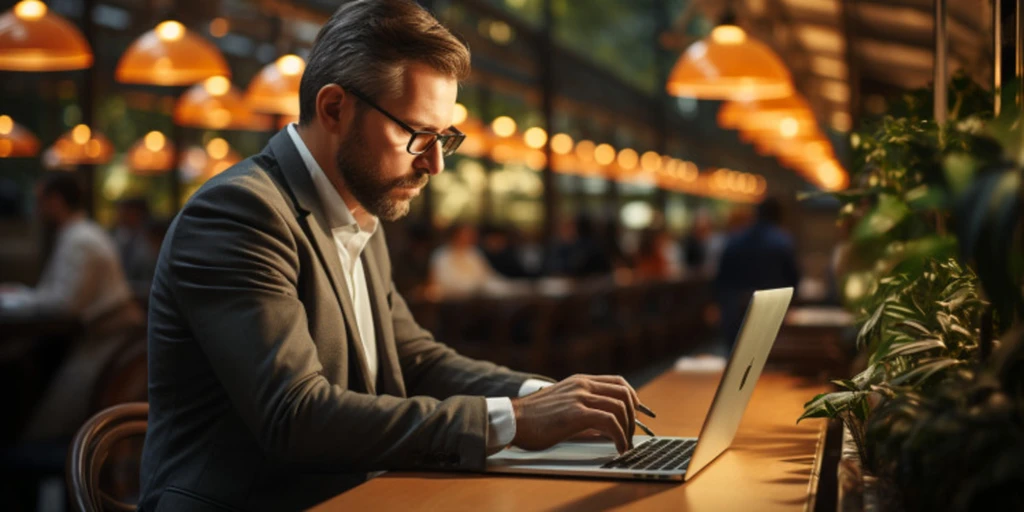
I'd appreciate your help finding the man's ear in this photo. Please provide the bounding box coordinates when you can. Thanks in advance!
[315,84,348,133]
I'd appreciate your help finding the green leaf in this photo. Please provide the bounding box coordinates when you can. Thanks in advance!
[882,339,946,358]
[897,320,933,336]
[853,194,911,242]
[890,359,961,386]
[832,379,860,391]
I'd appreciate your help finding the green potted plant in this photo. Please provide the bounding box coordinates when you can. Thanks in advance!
[794,73,1018,510]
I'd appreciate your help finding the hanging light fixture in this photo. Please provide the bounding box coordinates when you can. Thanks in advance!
[174,76,273,131]
[116,20,230,86]
[43,124,113,168]
[0,1,93,71]
[718,93,815,130]
[740,116,821,145]
[127,130,176,174]
[666,20,792,101]
[180,138,241,182]
[0,114,40,157]
[245,54,305,116]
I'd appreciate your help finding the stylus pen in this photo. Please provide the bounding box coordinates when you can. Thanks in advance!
[635,419,656,437]
[638,403,657,418]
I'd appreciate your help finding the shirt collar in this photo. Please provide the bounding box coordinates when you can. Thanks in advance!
[285,123,378,235]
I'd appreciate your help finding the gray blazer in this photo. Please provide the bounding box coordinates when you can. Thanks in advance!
[139,130,544,512]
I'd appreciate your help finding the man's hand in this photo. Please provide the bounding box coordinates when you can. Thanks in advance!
[510,374,641,454]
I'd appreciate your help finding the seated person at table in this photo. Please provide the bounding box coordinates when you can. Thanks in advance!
[140,2,642,511]
[428,223,510,298]
[1,173,143,440]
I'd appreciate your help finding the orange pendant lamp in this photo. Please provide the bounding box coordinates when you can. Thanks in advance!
[245,54,305,116]
[718,93,815,130]
[175,76,273,131]
[127,131,176,174]
[43,124,113,168]
[0,114,41,157]
[740,115,820,145]
[116,20,229,86]
[180,137,240,182]
[0,1,92,71]
[667,24,793,101]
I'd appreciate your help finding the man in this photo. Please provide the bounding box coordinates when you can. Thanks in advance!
[714,197,801,353]
[140,2,642,511]
[1,173,142,439]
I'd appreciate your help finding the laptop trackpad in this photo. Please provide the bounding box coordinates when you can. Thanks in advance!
[487,435,652,468]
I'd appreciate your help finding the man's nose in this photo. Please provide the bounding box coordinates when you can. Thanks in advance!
[415,140,445,175]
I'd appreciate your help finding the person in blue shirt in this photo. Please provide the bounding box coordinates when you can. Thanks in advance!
[713,197,801,353]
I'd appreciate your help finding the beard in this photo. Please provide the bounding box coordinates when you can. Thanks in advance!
[336,130,429,222]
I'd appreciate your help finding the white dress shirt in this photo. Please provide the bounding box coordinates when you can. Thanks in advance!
[1,213,133,322]
[285,125,548,451]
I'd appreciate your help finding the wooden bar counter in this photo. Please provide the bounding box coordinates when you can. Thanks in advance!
[312,367,829,511]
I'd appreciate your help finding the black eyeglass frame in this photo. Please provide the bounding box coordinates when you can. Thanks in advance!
[344,87,465,157]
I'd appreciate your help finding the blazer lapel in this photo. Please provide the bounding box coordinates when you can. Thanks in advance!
[267,130,376,395]
[361,245,407,398]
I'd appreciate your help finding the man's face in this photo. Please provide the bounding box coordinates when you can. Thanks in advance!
[336,63,457,221]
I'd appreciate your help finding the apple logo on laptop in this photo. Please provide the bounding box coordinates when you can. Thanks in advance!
[739,359,754,390]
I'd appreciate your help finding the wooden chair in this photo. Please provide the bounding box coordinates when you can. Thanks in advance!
[66,402,148,512]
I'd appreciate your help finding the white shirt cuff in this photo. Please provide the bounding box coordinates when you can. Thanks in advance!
[518,378,553,397]
[485,397,516,450]
[486,380,555,451]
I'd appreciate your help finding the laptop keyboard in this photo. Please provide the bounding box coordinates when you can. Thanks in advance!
[600,438,697,471]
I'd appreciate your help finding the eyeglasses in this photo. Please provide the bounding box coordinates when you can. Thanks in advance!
[345,87,465,157]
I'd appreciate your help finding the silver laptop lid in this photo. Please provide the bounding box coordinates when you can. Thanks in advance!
[684,287,793,480]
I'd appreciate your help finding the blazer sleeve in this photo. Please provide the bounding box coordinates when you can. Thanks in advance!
[372,231,555,399]
[165,176,492,472]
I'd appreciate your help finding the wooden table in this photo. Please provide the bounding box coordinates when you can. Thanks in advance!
[312,368,829,511]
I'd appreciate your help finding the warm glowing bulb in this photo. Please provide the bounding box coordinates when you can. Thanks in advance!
[640,151,662,172]
[71,124,91,145]
[451,104,468,126]
[156,21,186,42]
[14,0,46,20]
[144,131,166,152]
[550,133,573,155]
[209,17,229,38]
[780,117,799,138]
[575,140,595,163]
[755,175,767,194]
[206,137,229,160]
[831,111,851,132]
[276,55,305,76]
[594,143,615,165]
[617,148,638,170]
[711,25,747,45]
[0,116,12,136]
[523,127,547,149]
[85,139,101,158]
[204,76,231,96]
[491,116,516,137]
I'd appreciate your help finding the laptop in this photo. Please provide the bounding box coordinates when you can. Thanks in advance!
[485,287,794,482]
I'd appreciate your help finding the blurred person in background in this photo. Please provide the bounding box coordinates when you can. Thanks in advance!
[682,210,713,277]
[633,229,681,281]
[1,173,143,440]
[549,215,613,278]
[479,223,531,278]
[429,223,508,298]
[112,196,158,300]
[713,197,800,354]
